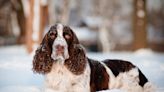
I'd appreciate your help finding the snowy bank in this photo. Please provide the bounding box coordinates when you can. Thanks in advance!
[0,45,164,92]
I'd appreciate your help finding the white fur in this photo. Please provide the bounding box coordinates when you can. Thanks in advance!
[143,82,156,92]
[51,24,69,64]
[44,61,91,92]
[100,61,155,92]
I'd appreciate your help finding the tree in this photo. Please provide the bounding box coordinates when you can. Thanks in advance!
[23,0,48,53]
[133,0,147,50]
[11,0,26,44]
[92,0,120,52]
[48,0,56,25]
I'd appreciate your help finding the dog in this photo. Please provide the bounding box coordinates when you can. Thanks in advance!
[33,24,155,92]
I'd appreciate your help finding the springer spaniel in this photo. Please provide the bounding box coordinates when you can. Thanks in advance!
[33,24,155,92]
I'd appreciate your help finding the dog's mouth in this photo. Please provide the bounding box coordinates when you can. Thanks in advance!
[51,50,69,64]
[51,52,64,61]
[51,44,69,64]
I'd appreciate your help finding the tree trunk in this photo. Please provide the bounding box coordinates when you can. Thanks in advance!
[48,0,56,25]
[25,0,34,53]
[13,0,26,44]
[133,0,147,50]
[99,20,111,53]
[60,0,70,24]
[39,1,48,43]
[95,0,112,52]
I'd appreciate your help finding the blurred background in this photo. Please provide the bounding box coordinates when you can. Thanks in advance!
[0,0,164,92]
[0,0,164,52]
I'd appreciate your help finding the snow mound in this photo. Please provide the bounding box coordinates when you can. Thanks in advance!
[0,86,40,92]
[134,49,155,56]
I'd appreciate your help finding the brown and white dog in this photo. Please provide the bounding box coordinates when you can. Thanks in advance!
[33,24,155,92]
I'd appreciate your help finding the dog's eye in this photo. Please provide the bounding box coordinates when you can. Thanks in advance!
[64,33,71,39]
[49,31,56,39]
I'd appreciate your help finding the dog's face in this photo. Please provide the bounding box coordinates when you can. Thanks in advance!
[33,24,81,74]
[50,24,69,62]
[47,24,79,63]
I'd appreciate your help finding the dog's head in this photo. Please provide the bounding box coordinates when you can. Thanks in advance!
[33,24,86,74]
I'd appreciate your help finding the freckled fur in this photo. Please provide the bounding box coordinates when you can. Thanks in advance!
[33,34,53,74]
[45,60,91,92]
[51,24,69,63]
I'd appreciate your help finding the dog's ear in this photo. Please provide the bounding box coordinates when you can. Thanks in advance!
[65,44,87,75]
[64,26,80,45]
[72,31,79,44]
[32,35,53,74]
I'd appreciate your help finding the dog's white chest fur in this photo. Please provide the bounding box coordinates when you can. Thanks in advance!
[45,63,91,92]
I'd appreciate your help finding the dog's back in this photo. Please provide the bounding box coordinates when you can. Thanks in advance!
[88,58,155,92]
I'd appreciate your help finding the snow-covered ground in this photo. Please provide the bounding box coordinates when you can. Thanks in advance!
[0,45,164,92]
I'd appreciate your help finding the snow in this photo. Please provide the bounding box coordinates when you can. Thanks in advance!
[0,45,164,92]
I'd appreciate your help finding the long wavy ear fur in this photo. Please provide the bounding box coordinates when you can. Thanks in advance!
[32,35,53,74]
[65,44,87,75]
[63,26,87,75]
